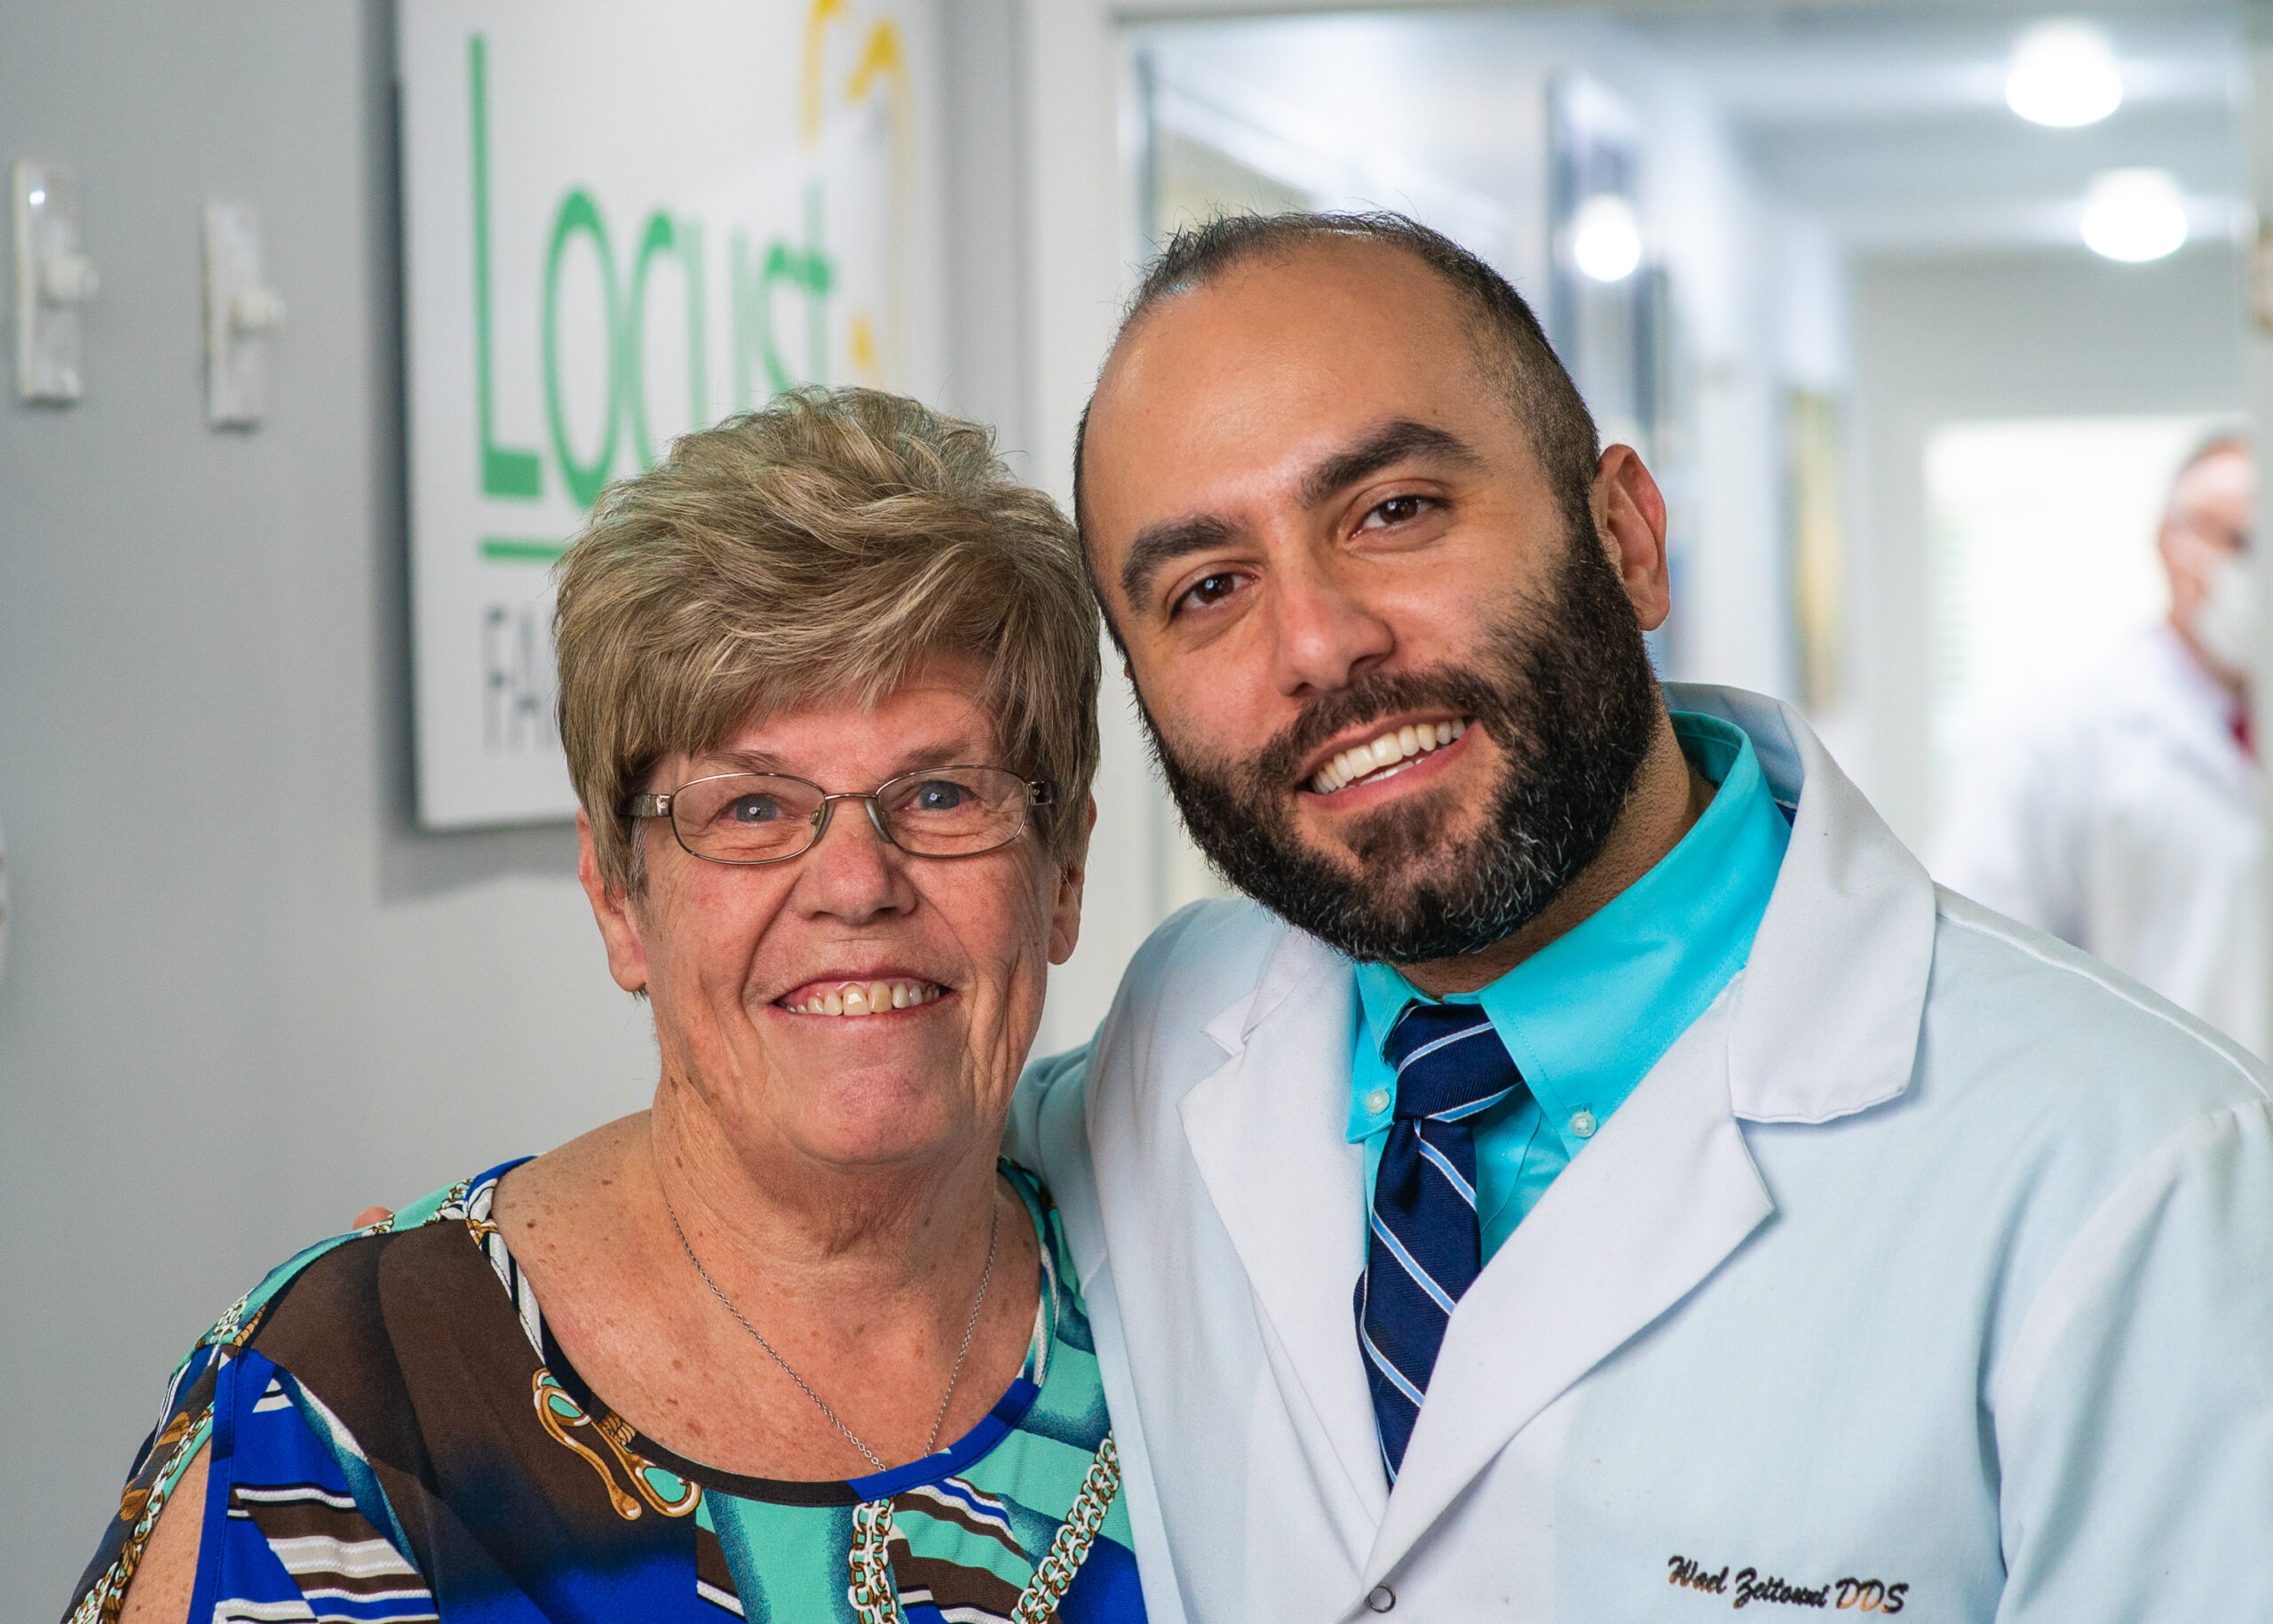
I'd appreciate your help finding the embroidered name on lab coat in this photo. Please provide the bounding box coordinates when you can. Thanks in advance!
[1668,1555,1911,1612]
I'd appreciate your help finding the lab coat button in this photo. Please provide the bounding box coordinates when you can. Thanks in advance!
[1569,1109,1598,1139]
[1365,1089,1391,1116]
[1366,1584,1396,1612]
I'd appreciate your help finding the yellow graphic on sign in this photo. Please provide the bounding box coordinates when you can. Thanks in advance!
[803,0,912,384]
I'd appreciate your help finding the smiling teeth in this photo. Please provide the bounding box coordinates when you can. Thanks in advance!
[1311,719,1466,795]
[791,980,944,1017]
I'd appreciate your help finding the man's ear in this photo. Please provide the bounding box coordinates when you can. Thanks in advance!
[1046,796,1099,966]
[579,811,651,994]
[1592,445,1673,631]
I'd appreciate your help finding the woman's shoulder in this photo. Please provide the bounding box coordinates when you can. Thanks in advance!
[69,1163,534,1623]
[200,1159,531,1355]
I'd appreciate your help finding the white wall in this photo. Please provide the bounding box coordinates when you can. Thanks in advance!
[1639,51,1811,701]
[1849,244,2247,845]
[0,2,1029,1610]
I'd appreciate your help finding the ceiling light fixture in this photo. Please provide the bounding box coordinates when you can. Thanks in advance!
[1571,194,1643,283]
[2006,20,2124,128]
[2080,169,2188,262]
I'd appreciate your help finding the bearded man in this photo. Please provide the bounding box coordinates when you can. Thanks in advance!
[1010,214,2273,1624]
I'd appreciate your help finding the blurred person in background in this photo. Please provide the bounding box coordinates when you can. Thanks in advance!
[1935,435,2262,1055]
[72,391,1149,1624]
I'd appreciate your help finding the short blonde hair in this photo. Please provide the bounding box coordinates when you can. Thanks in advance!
[556,388,1100,894]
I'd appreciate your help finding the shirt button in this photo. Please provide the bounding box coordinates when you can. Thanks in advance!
[1366,1584,1397,1612]
[1569,1110,1598,1139]
[1365,1089,1391,1116]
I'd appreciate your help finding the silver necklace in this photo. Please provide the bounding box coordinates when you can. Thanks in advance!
[661,1180,1001,1473]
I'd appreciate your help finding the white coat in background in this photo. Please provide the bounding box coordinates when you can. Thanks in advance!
[1934,624,2265,1056]
[1012,684,2273,1624]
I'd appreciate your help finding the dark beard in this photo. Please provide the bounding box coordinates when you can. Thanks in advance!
[1143,527,1661,964]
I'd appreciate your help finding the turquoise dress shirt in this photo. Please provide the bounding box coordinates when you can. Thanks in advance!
[1350,710,1792,1261]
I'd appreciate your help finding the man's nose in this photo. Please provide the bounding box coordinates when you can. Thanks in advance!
[1267,557,1398,698]
[792,798,917,923]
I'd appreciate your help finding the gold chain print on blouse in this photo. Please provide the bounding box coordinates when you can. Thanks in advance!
[532,1367,701,1520]
[846,1432,1123,1624]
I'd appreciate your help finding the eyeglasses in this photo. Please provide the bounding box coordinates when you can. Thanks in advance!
[626,767,1052,867]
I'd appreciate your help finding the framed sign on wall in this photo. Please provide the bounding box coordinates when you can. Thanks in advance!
[398,0,946,828]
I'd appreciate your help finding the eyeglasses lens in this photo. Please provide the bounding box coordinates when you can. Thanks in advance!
[872,768,1030,855]
[669,776,825,863]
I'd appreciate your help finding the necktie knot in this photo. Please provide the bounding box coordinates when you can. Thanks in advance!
[1382,1002,1518,1121]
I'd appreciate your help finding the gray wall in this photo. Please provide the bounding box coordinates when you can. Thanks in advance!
[1849,243,2249,846]
[0,2,1027,1610]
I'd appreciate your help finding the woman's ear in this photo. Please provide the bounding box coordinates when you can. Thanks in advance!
[579,811,651,994]
[1046,796,1098,966]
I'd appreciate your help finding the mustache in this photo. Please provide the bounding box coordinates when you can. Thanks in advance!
[1246,665,1511,794]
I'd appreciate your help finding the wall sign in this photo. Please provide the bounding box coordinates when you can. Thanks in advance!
[399,0,945,828]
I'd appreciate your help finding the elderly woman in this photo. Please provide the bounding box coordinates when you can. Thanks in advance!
[71,390,1143,1623]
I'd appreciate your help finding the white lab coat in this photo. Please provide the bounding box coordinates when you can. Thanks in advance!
[1011,684,2273,1624]
[1934,625,2265,1056]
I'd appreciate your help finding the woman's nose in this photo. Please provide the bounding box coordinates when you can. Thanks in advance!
[794,797,917,922]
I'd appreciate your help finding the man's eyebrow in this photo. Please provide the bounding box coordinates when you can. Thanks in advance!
[1298,419,1483,510]
[1120,512,1240,614]
[1114,421,1480,613]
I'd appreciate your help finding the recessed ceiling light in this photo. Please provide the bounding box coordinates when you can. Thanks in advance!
[2081,169,2188,262]
[2007,20,2124,128]
[1571,194,1643,283]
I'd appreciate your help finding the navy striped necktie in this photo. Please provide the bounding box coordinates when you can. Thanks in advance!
[1355,1000,1525,1479]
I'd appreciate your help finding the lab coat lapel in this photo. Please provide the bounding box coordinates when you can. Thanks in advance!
[1176,928,1389,1529]
[1365,994,1774,1587]
[1672,683,1936,1126]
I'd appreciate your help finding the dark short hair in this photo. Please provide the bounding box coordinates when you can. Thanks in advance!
[1073,210,1602,633]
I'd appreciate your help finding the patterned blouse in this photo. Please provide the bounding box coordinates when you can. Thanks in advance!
[67,1160,1148,1623]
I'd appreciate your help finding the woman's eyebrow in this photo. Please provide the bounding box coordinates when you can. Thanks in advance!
[692,737,1001,780]
[696,749,793,776]
[883,741,1000,773]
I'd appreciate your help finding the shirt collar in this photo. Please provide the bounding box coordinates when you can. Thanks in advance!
[1352,711,1790,1137]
